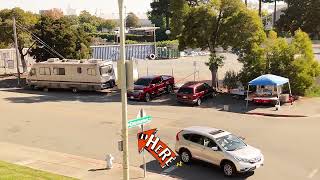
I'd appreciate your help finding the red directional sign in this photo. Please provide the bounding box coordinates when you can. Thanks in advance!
[138,129,177,168]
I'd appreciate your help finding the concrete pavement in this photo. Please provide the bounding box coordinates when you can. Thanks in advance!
[0,141,175,180]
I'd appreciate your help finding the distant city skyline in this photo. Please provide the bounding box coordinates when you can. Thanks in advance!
[0,0,286,19]
[0,0,153,19]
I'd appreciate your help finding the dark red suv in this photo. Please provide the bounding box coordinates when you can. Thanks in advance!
[176,82,216,106]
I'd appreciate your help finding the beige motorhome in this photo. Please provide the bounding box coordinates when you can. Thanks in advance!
[26,59,116,92]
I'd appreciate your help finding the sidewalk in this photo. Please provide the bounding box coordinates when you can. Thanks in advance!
[0,142,176,180]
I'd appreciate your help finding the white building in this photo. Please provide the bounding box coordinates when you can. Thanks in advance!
[66,5,77,16]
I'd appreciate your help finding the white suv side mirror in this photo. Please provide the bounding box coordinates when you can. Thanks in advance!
[212,146,218,151]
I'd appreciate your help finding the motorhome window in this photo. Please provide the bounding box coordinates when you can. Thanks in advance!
[100,65,113,75]
[53,68,65,75]
[39,67,51,75]
[87,68,96,76]
[29,68,36,76]
[77,67,82,74]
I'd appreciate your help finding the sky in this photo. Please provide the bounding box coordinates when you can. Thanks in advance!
[0,0,153,18]
[0,0,286,19]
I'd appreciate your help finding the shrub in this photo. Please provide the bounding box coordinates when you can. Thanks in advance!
[223,70,239,90]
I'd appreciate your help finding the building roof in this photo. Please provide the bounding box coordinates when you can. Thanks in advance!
[129,27,160,31]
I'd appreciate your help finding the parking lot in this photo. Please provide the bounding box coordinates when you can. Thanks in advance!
[0,87,320,180]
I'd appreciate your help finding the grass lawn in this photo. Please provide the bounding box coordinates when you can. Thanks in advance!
[0,160,77,180]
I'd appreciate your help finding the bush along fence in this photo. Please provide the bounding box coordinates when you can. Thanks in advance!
[157,47,180,59]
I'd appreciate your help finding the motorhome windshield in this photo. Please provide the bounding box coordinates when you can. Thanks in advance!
[100,65,113,75]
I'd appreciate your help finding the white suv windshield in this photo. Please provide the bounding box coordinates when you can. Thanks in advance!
[216,134,246,151]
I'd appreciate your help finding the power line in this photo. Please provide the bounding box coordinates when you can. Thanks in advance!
[15,22,65,59]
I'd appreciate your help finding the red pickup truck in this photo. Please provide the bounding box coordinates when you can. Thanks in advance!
[128,75,175,102]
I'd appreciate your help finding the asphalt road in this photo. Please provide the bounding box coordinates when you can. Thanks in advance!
[0,88,319,180]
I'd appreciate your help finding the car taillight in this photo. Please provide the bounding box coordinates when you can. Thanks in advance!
[176,130,183,141]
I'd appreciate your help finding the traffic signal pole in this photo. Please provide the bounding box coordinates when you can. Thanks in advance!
[118,0,129,180]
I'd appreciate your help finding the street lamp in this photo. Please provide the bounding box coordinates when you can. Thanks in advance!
[165,29,171,35]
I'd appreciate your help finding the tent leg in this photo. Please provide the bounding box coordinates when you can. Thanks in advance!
[276,85,280,106]
[288,82,293,105]
[246,85,250,109]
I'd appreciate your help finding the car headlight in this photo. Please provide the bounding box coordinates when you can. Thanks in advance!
[135,90,144,93]
[234,156,250,163]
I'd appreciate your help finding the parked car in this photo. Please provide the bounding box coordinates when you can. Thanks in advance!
[128,75,175,102]
[175,126,264,177]
[176,82,216,106]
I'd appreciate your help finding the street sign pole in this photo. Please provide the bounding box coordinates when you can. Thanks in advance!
[118,0,129,180]
[140,109,147,178]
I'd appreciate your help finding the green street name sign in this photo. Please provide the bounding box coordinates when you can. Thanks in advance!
[128,116,152,128]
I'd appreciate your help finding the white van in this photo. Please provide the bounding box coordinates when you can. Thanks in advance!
[26,58,116,92]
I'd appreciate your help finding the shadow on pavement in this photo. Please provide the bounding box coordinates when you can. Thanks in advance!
[88,167,109,172]
[141,159,253,180]
[2,88,275,115]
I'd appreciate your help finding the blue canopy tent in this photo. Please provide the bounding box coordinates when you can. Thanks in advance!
[246,74,292,108]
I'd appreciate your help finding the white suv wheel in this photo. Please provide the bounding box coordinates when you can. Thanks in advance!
[181,151,190,163]
[223,163,234,176]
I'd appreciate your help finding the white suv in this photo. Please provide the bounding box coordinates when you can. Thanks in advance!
[175,126,264,176]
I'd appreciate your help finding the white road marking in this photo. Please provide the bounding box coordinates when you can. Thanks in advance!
[162,165,178,174]
[308,169,319,179]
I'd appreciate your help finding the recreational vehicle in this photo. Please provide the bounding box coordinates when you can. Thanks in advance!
[26,59,116,92]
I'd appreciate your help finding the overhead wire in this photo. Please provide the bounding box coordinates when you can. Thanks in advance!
[15,22,65,59]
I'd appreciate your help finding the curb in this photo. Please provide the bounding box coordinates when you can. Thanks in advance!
[245,112,308,118]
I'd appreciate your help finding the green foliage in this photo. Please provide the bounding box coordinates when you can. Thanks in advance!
[176,0,265,86]
[0,8,39,72]
[0,160,76,180]
[78,10,116,33]
[239,30,320,95]
[205,54,225,70]
[223,70,239,89]
[147,13,168,41]
[126,12,140,28]
[170,0,189,38]
[90,33,155,43]
[125,40,139,44]
[29,16,91,61]
[126,34,154,42]
[156,40,178,47]
[305,85,320,97]
[276,0,320,39]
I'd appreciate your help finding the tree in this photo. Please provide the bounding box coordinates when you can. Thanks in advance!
[262,0,283,27]
[126,12,140,28]
[29,15,91,61]
[177,0,266,86]
[150,0,171,30]
[276,0,320,38]
[239,30,320,95]
[78,10,116,33]
[0,8,39,72]
[42,8,64,20]
[97,19,117,32]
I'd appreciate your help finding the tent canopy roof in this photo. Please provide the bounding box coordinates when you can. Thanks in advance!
[249,74,289,86]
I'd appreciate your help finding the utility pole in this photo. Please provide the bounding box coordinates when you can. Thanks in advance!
[273,0,277,27]
[118,0,129,180]
[259,0,262,18]
[13,17,21,87]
